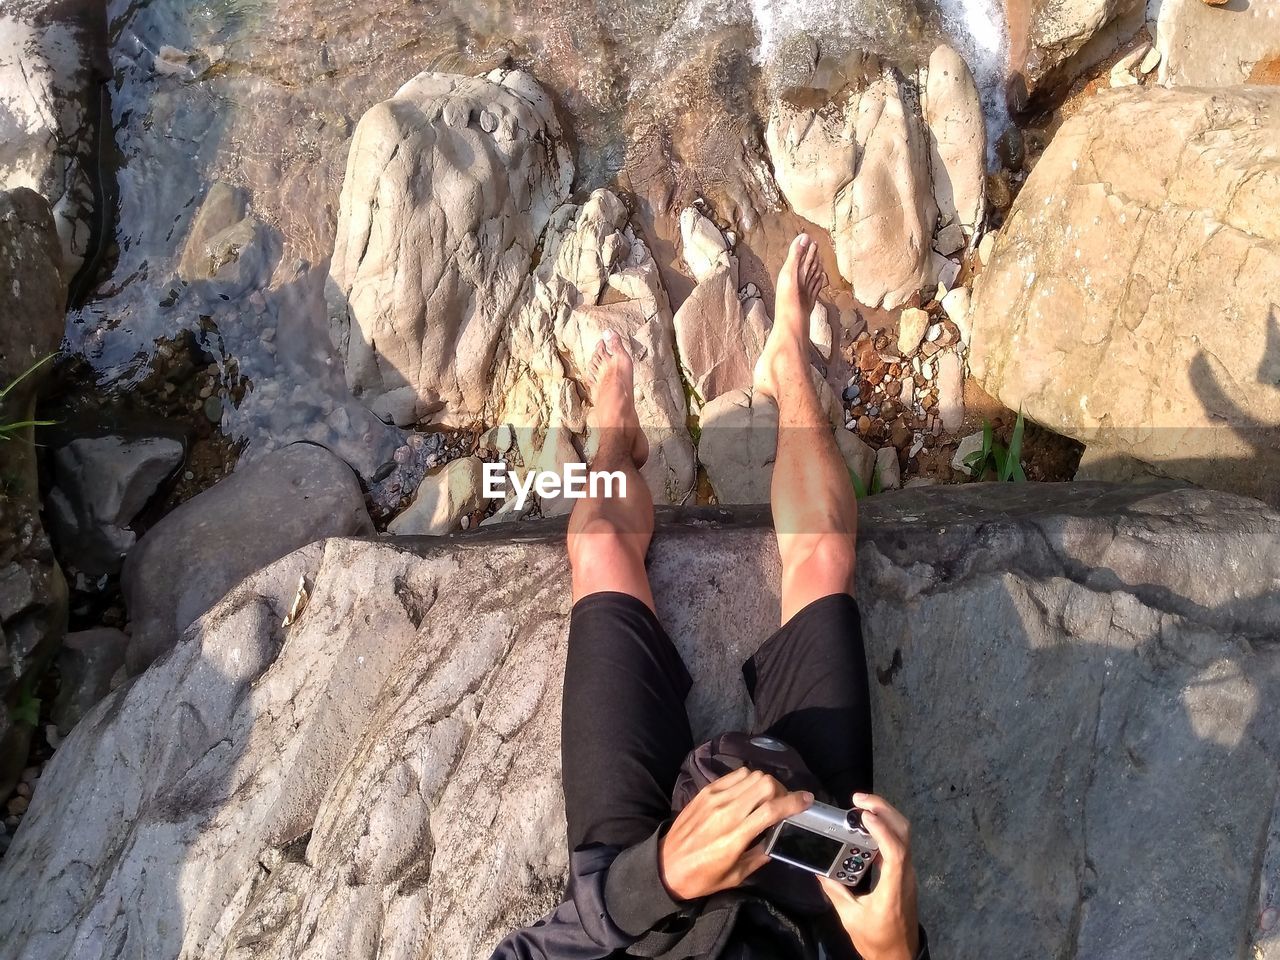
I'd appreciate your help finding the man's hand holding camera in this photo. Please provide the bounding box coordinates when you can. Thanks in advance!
[659,773,920,959]
[819,793,921,960]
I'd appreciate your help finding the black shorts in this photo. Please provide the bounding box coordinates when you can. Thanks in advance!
[562,591,873,851]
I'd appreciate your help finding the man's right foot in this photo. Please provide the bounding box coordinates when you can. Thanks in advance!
[754,233,826,401]
[588,330,650,468]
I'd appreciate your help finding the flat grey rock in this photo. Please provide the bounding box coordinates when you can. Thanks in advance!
[0,484,1276,960]
[120,442,373,674]
[52,628,129,734]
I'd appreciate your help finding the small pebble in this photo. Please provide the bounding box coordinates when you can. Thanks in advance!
[20,767,37,783]
[460,515,471,531]
[7,796,28,816]
[15,783,30,799]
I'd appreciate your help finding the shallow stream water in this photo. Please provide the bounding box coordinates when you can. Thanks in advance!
[63,0,1012,500]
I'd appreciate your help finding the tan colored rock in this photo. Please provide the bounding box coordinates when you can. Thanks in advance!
[941,287,972,345]
[698,389,777,504]
[678,206,731,284]
[767,60,937,309]
[388,456,487,536]
[874,445,901,490]
[936,351,964,433]
[810,302,833,361]
[672,209,768,406]
[328,69,573,426]
[923,45,985,236]
[969,87,1280,506]
[1156,0,1280,86]
[898,307,931,356]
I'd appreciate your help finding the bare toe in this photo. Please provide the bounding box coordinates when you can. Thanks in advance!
[589,341,609,382]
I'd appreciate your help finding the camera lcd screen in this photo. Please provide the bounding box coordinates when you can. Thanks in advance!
[770,822,843,873]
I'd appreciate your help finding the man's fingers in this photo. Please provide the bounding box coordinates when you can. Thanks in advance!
[739,789,814,838]
[861,811,907,865]
[853,793,911,845]
[706,767,752,794]
[721,770,786,809]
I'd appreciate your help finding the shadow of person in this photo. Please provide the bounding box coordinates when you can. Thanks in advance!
[855,482,1280,958]
[1079,304,1280,509]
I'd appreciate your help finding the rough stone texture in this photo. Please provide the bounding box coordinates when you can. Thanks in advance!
[0,485,1277,960]
[492,189,696,505]
[120,443,374,675]
[388,456,487,536]
[767,57,938,309]
[0,187,66,797]
[936,350,965,434]
[873,445,901,490]
[898,307,930,356]
[47,436,184,576]
[1155,0,1280,87]
[1008,0,1145,105]
[327,69,573,427]
[51,628,128,735]
[0,1,103,282]
[923,44,985,237]
[969,87,1280,506]
[672,209,769,407]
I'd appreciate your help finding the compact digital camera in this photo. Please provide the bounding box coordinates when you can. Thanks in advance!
[764,800,879,887]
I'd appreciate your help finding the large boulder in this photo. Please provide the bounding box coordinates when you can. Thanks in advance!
[2,485,1275,960]
[1006,0,1145,106]
[970,87,1280,507]
[0,2,104,283]
[767,54,938,309]
[327,69,574,427]
[1155,0,1280,87]
[0,188,67,796]
[766,47,983,309]
[120,443,374,675]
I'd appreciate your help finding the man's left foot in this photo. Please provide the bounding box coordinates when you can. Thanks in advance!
[588,330,649,468]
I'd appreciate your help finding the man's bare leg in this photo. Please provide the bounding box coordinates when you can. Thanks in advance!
[568,330,656,611]
[755,234,859,624]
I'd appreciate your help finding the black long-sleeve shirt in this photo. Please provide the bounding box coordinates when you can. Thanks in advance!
[490,825,931,960]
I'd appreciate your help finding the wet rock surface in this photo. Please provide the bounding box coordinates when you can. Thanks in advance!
[0,1,104,282]
[0,187,67,797]
[969,86,1280,507]
[120,443,374,675]
[0,485,1277,959]
[47,436,184,576]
